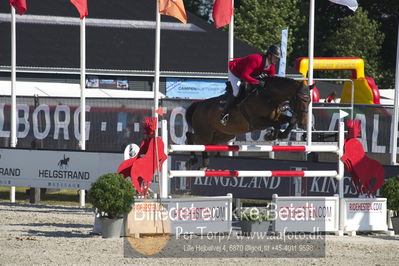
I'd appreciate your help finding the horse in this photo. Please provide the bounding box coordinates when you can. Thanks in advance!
[185,76,313,169]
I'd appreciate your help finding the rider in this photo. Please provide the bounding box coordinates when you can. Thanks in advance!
[220,45,281,126]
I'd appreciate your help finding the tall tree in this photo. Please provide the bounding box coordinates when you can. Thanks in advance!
[324,8,384,85]
[234,0,305,59]
[184,0,213,21]
[360,0,399,89]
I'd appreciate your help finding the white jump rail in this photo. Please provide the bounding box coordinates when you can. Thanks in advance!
[160,110,348,200]
[169,144,339,153]
[168,170,339,178]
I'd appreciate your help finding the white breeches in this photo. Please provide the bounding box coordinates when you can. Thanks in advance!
[228,70,241,97]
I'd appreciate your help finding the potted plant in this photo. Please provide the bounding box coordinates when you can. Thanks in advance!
[88,173,136,238]
[380,175,399,234]
[240,207,272,235]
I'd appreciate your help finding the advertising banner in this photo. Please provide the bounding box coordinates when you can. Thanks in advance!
[340,198,387,232]
[272,195,339,233]
[166,78,226,99]
[0,148,122,189]
[129,195,232,235]
[86,76,129,89]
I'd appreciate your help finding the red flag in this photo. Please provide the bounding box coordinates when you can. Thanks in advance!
[70,0,88,19]
[9,0,27,15]
[212,0,233,28]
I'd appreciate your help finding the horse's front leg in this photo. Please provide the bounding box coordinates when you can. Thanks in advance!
[278,116,297,139]
[263,122,281,141]
[185,131,198,169]
[278,125,293,139]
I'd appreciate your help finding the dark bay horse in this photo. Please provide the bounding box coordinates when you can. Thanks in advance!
[185,76,312,168]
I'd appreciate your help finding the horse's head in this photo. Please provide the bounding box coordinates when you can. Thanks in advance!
[292,83,313,129]
[256,77,312,129]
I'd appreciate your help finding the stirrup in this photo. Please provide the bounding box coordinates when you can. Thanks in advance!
[220,113,229,126]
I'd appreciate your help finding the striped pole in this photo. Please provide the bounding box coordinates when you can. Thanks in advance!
[169,170,339,178]
[169,144,338,153]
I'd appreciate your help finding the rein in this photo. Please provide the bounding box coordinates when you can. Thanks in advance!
[293,84,311,114]
[251,77,311,117]
[292,96,310,113]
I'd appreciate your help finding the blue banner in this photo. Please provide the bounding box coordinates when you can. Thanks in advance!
[166,78,227,99]
[278,28,288,77]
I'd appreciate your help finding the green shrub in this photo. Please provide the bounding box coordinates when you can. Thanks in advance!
[381,175,399,214]
[88,173,136,219]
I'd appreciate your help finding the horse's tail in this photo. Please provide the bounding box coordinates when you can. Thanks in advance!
[185,102,199,128]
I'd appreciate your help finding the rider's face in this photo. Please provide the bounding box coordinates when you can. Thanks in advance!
[270,54,279,65]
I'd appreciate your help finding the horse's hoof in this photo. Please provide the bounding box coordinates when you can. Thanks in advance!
[264,136,272,141]
[264,132,276,141]
[278,132,289,140]
[198,166,208,171]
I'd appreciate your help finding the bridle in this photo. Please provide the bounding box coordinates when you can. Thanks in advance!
[256,79,311,117]
[291,84,311,114]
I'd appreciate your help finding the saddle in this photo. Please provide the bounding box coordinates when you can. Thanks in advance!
[221,80,290,130]
[223,81,257,106]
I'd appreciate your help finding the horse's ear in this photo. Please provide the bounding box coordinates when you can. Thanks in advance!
[309,83,316,90]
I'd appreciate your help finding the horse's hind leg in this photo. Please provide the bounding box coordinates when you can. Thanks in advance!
[185,153,199,170]
[185,132,198,169]
[200,151,210,170]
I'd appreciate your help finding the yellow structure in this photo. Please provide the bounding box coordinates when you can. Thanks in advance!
[295,57,380,104]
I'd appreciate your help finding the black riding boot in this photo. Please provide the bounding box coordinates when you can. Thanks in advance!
[220,92,236,126]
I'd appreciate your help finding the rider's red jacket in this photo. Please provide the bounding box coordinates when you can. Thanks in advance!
[228,54,276,84]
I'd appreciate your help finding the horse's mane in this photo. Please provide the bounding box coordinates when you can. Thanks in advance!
[255,76,299,94]
[262,76,301,88]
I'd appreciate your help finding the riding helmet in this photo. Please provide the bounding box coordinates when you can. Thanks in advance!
[266,45,281,58]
